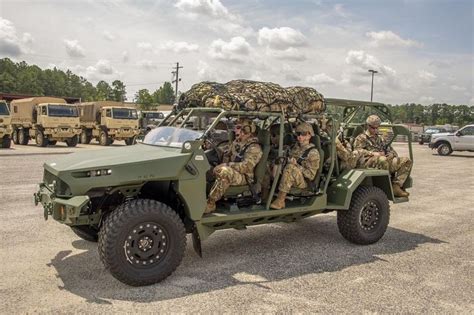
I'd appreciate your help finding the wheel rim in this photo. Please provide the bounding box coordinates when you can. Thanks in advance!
[359,201,380,231]
[440,145,449,154]
[124,222,169,268]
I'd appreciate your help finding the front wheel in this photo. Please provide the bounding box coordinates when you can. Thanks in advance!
[437,143,452,156]
[1,136,12,148]
[99,130,111,146]
[36,130,47,147]
[125,137,136,145]
[337,186,390,245]
[71,225,98,242]
[98,199,186,286]
[66,135,78,147]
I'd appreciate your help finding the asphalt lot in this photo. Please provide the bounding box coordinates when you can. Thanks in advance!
[0,141,473,313]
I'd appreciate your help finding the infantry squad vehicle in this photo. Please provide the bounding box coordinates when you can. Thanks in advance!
[0,100,13,148]
[429,124,474,155]
[10,97,81,147]
[77,101,139,146]
[35,98,413,286]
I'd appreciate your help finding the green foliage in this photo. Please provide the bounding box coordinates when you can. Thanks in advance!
[389,103,474,127]
[134,89,153,109]
[0,57,125,102]
[152,81,175,104]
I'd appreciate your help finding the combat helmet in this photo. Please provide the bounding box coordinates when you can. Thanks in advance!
[366,115,382,127]
[296,122,314,136]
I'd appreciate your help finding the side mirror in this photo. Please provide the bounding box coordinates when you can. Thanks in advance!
[455,131,462,137]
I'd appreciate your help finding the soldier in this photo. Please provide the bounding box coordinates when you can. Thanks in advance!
[270,123,320,210]
[205,118,263,213]
[354,115,412,197]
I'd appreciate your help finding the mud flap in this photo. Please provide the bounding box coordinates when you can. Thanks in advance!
[192,227,202,258]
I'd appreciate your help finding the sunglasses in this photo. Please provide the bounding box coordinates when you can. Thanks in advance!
[296,132,309,136]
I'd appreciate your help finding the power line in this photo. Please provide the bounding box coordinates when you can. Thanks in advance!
[171,62,183,102]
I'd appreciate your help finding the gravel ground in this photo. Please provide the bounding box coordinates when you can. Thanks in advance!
[0,142,473,313]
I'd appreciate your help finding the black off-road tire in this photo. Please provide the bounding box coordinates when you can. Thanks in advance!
[36,130,48,147]
[98,199,186,286]
[337,186,390,245]
[71,225,99,242]
[12,129,19,144]
[18,129,29,145]
[66,135,78,147]
[80,130,92,144]
[437,142,452,156]
[125,137,136,145]
[99,130,111,146]
[1,136,12,148]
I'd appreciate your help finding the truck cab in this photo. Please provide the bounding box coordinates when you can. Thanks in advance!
[429,124,474,155]
[0,100,12,148]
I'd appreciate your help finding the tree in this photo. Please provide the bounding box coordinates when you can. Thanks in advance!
[96,81,113,101]
[135,89,153,109]
[112,80,127,102]
[152,82,175,104]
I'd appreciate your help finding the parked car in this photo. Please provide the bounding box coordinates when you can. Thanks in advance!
[418,127,447,145]
[429,124,474,155]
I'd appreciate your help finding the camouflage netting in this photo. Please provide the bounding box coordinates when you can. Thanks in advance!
[178,80,325,114]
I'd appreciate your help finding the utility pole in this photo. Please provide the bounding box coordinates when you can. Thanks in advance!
[368,69,378,102]
[172,62,183,102]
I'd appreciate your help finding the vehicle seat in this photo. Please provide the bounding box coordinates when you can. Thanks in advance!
[349,125,364,148]
[224,128,270,197]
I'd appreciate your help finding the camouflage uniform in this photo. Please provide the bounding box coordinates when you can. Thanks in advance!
[207,136,263,204]
[336,138,389,170]
[354,130,412,186]
[278,142,320,192]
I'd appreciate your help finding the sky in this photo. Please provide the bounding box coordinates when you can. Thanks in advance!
[0,0,473,105]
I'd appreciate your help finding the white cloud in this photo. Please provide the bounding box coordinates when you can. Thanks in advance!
[209,36,251,62]
[258,27,307,50]
[64,39,85,58]
[137,60,157,70]
[122,51,129,63]
[267,47,306,61]
[95,59,114,74]
[418,70,437,83]
[137,42,153,51]
[306,73,337,86]
[102,30,116,41]
[175,0,230,18]
[419,96,435,104]
[161,40,199,53]
[450,85,466,92]
[0,17,31,56]
[196,60,219,81]
[366,30,422,48]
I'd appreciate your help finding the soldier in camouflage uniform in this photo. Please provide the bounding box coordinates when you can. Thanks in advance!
[336,138,389,170]
[270,123,320,210]
[205,119,263,213]
[353,115,412,197]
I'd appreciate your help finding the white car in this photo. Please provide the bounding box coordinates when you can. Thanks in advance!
[429,124,474,155]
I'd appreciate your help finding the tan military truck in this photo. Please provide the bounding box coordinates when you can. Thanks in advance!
[10,97,81,147]
[0,100,13,148]
[77,101,139,146]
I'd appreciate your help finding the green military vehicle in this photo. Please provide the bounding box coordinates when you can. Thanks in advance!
[10,97,81,147]
[77,101,140,146]
[0,100,13,148]
[35,97,413,287]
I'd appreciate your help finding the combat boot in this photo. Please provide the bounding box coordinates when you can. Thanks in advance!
[393,184,409,198]
[205,199,216,213]
[270,191,287,210]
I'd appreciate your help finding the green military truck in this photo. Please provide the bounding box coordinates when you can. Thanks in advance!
[77,101,139,146]
[10,97,81,147]
[35,98,413,286]
[0,100,13,148]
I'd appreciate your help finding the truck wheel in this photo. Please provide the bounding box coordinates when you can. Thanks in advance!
[71,225,98,242]
[66,135,78,147]
[80,131,91,144]
[125,137,136,145]
[1,136,12,148]
[12,129,19,144]
[99,131,111,146]
[437,143,452,156]
[418,140,424,145]
[337,186,390,245]
[35,130,47,147]
[98,199,186,286]
[48,140,57,146]
[18,129,29,145]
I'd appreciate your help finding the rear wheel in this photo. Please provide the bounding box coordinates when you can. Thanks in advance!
[1,136,11,148]
[337,186,390,245]
[99,130,111,146]
[66,135,78,147]
[12,129,19,144]
[80,130,92,144]
[18,129,29,145]
[71,225,98,242]
[125,137,136,145]
[35,130,47,147]
[437,143,452,156]
[98,199,186,286]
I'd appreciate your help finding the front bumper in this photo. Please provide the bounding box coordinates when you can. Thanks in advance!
[110,128,140,139]
[34,183,93,225]
[0,126,12,137]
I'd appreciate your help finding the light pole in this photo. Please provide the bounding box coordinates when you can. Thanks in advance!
[368,69,378,102]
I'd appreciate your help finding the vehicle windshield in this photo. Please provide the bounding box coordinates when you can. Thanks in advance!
[48,105,78,117]
[145,112,164,119]
[143,126,202,147]
[113,108,138,119]
[0,103,9,115]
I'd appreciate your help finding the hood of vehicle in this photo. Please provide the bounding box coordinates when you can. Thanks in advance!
[431,132,452,139]
[44,143,191,173]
